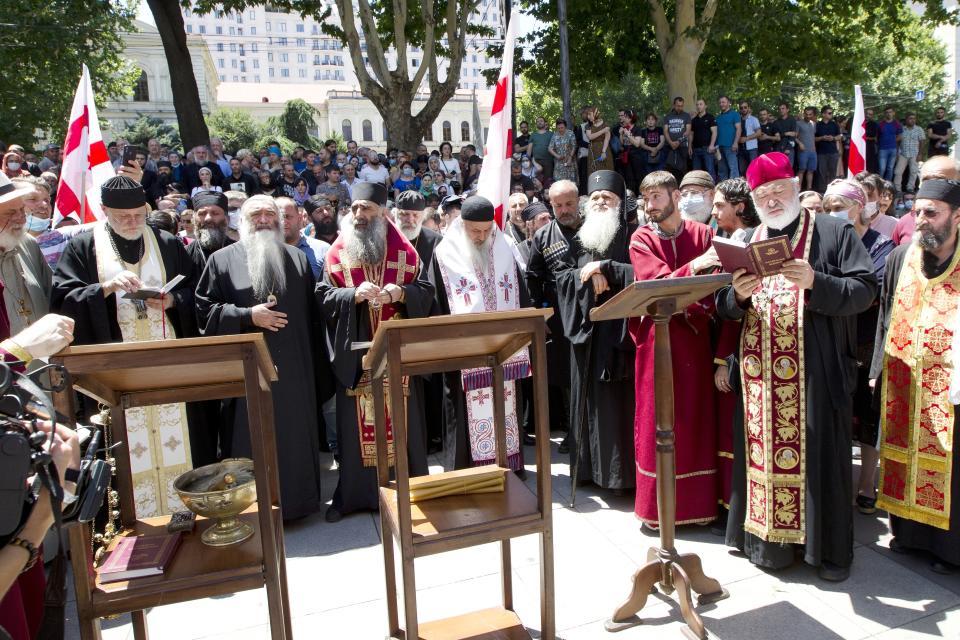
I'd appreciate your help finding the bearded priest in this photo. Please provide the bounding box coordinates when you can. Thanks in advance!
[316,182,435,522]
[716,152,877,582]
[429,196,531,473]
[52,176,198,518]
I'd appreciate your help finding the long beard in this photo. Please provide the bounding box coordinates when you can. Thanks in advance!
[400,220,422,241]
[198,226,228,251]
[577,203,621,255]
[0,227,26,252]
[464,233,494,275]
[240,226,287,300]
[341,214,387,265]
[759,197,802,231]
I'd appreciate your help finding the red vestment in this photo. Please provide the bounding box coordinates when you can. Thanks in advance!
[629,220,718,525]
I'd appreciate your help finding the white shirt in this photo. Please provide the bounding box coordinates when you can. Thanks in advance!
[439,157,460,178]
[743,115,761,151]
[359,164,389,185]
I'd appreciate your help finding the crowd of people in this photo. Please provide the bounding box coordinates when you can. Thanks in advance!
[1,96,959,637]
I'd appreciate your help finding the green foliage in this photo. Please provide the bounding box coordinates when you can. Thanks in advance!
[115,115,181,150]
[206,108,264,153]
[518,73,666,125]
[0,0,139,146]
[267,99,321,149]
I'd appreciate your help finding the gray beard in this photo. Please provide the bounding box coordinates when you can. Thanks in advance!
[0,227,26,252]
[400,221,422,241]
[342,214,387,265]
[198,227,228,251]
[465,234,494,276]
[241,227,287,300]
[577,203,620,255]
[759,198,801,231]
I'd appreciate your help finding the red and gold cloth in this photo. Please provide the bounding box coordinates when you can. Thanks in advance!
[878,243,960,530]
[325,221,421,467]
[739,210,814,544]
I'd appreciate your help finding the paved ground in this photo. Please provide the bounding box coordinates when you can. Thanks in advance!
[64,438,960,640]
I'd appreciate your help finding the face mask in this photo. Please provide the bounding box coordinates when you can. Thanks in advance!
[25,215,48,233]
[402,167,414,177]
[6,162,20,171]
[863,201,878,219]
[904,201,914,210]
[830,210,850,221]
[895,203,906,212]
[389,159,397,167]
[522,160,531,169]
[679,194,711,222]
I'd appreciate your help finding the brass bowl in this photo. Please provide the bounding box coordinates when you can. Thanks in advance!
[174,458,257,547]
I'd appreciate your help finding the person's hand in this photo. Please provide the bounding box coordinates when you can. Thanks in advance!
[708,145,716,154]
[354,281,381,303]
[714,365,731,393]
[13,314,74,358]
[116,159,143,184]
[104,270,143,296]
[780,258,815,290]
[145,295,174,311]
[836,163,845,178]
[580,261,604,283]
[590,273,609,296]
[379,283,403,305]
[691,246,721,273]
[797,142,805,152]
[732,144,739,153]
[732,268,761,304]
[36,421,80,491]
[688,146,693,157]
[251,300,287,332]
[670,140,680,150]
[599,152,607,162]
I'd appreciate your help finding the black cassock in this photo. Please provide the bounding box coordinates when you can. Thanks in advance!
[315,266,434,515]
[411,227,445,448]
[870,244,960,565]
[427,257,532,471]
[50,227,219,466]
[717,213,877,570]
[538,219,637,490]
[195,242,331,520]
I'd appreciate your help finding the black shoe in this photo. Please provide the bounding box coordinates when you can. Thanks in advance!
[856,493,877,515]
[818,561,850,582]
[611,488,628,498]
[558,437,570,454]
[931,560,957,575]
[710,522,727,537]
[641,521,659,534]
[522,433,535,446]
[889,537,909,554]
[324,506,342,523]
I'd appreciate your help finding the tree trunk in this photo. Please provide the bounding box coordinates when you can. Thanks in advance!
[661,41,701,109]
[147,0,210,151]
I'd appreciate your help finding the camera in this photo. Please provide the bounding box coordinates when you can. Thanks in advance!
[0,361,111,545]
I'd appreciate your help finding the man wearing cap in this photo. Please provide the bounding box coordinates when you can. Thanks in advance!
[0,174,52,335]
[871,177,960,575]
[556,171,637,493]
[305,195,340,245]
[678,170,716,225]
[52,176,200,516]
[316,181,435,522]
[186,191,235,274]
[428,196,531,473]
[439,194,464,233]
[38,143,60,173]
[630,170,723,528]
[395,191,441,268]
[196,195,330,521]
[716,152,877,582]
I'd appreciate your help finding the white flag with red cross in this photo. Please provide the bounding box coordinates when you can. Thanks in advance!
[54,64,115,226]
[475,16,516,229]
[847,85,866,178]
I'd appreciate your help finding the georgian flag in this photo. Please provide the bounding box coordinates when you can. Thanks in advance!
[847,85,866,178]
[475,16,516,229]
[54,64,115,225]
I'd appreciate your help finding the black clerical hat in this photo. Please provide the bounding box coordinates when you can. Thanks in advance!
[460,195,495,222]
[395,190,426,212]
[586,170,625,200]
[917,179,960,208]
[303,195,330,214]
[352,182,388,206]
[101,175,146,209]
[191,190,228,212]
[157,160,172,169]
[521,200,549,222]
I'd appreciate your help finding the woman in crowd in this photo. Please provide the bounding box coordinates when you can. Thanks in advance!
[549,119,578,182]
[191,166,222,197]
[255,169,279,196]
[584,106,613,173]
[438,142,461,181]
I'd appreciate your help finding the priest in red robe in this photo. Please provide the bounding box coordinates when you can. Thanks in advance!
[629,170,723,528]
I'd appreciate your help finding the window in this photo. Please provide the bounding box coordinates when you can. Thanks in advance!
[362,119,373,141]
[278,37,287,46]
[239,44,245,55]
[186,24,193,33]
[472,68,478,77]
[298,69,306,78]
[382,122,389,141]
[216,43,223,52]
[296,24,304,32]
[297,53,305,63]
[230,43,237,52]
[314,70,321,80]
[231,59,238,68]
[279,53,288,62]
[233,75,238,81]
[279,22,287,32]
[132,69,149,102]
[250,26,256,35]
[218,58,225,68]
[461,121,470,142]
[241,76,247,82]
[251,43,258,52]
[281,68,290,77]
[254,75,261,82]
[313,55,320,65]
[266,22,271,32]
[423,125,433,142]
[268,52,274,62]
[412,58,419,68]
[442,121,452,140]
[198,25,205,34]
[229,27,235,36]
[238,27,243,35]
[312,39,319,50]
[249,10,255,19]
[342,119,353,140]
[240,61,247,72]
[184,7,191,17]
[215,9,224,18]
[472,54,477,63]
[215,26,222,35]
[312,25,319,35]
[296,38,305,47]
[220,74,226,81]
[268,67,275,77]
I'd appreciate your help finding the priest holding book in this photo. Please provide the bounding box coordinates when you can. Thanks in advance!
[716,152,877,582]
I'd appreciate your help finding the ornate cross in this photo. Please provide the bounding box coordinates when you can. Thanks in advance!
[498,273,513,302]
[387,250,417,284]
[475,389,491,406]
[594,174,602,183]
[455,277,477,305]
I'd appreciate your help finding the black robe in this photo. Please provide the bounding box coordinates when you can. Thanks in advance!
[195,242,330,520]
[543,218,637,490]
[315,264,435,515]
[49,227,220,467]
[717,213,877,570]
[411,227,442,272]
[870,243,960,565]
[185,236,235,277]
[428,256,532,471]
[411,226,445,448]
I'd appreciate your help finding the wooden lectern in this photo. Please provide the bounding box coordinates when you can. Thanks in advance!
[50,335,291,640]
[590,274,732,640]
[362,308,555,640]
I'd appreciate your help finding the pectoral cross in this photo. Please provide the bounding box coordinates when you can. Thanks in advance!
[498,273,513,302]
[15,297,30,322]
[387,250,417,284]
[455,277,477,305]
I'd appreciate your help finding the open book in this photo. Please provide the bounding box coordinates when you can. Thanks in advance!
[712,235,792,278]
[121,274,185,301]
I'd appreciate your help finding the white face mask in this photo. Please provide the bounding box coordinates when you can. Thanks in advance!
[863,201,878,220]
[679,193,712,223]
[6,162,20,171]
[830,209,850,221]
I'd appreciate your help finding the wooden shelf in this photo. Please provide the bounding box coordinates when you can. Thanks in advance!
[394,607,530,640]
[90,505,277,614]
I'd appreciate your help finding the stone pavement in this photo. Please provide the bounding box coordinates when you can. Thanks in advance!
[64,439,960,640]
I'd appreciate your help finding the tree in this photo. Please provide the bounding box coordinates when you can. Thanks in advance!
[517,73,665,127]
[206,108,265,153]
[115,115,181,149]
[268,99,321,150]
[0,0,138,146]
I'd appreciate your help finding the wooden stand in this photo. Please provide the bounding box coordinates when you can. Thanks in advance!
[51,335,291,640]
[590,275,732,640]
[362,308,555,640]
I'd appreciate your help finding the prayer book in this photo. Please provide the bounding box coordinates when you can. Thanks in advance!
[97,532,182,583]
[121,274,186,301]
[712,235,792,277]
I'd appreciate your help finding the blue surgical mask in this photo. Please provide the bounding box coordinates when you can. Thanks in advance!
[403,167,414,177]
[830,210,850,221]
[25,215,48,233]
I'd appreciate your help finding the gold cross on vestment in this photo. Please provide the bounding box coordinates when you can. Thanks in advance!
[387,250,417,284]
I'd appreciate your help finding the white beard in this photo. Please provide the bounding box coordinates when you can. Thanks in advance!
[0,227,26,252]
[681,205,713,224]
[463,233,494,276]
[341,213,387,265]
[400,220,422,241]
[576,202,621,255]
[240,224,287,300]
[759,197,802,230]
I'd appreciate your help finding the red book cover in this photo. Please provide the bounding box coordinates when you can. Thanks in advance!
[97,532,182,583]
[713,235,791,277]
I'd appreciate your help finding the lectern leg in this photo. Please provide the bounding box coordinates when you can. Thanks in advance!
[605,559,661,631]
[675,553,727,605]
[131,610,149,640]
[671,563,707,640]
[500,540,514,610]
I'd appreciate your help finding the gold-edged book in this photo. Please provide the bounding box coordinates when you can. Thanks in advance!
[713,235,792,278]
[408,466,507,502]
